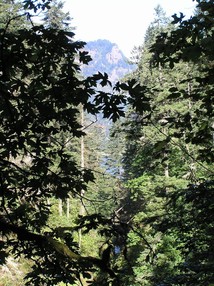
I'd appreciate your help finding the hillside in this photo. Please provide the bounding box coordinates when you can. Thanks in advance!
[82,39,134,82]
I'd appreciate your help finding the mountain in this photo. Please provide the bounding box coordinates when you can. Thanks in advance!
[82,39,134,82]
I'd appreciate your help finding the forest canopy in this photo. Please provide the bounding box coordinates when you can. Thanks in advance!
[0,0,213,285]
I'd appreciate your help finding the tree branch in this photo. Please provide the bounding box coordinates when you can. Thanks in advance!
[0,219,117,278]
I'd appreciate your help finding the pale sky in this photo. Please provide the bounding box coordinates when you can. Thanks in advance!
[64,0,196,57]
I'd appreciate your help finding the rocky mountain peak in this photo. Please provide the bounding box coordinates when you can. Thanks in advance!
[82,39,135,82]
[106,45,123,64]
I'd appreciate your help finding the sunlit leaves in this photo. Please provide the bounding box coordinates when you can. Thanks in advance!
[114,2,214,285]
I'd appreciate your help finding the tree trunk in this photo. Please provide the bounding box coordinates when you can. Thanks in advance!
[66,197,70,218]
[59,199,63,216]
[78,106,86,250]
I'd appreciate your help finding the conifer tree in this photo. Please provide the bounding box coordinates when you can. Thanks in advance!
[112,2,214,285]
[43,0,72,29]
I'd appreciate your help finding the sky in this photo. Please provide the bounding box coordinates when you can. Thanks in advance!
[64,0,196,58]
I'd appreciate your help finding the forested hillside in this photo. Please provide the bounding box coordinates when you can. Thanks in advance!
[110,4,214,285]
[0,1,213,286]
[82,39,134,82]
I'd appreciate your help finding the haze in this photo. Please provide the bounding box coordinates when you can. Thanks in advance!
[64,0,195,57]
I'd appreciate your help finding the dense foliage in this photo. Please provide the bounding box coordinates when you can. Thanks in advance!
[0,0,213,285]
[111,1,214,285]
[0,0,136,285]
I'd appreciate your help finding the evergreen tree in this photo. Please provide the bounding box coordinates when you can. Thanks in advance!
[43,0,72,29]
[0,0,25,30]
[112,2,214,285]
[1,1,213,285]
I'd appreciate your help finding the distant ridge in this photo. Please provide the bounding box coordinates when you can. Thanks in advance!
[82,39,134,82]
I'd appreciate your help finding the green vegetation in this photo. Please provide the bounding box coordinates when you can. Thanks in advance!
[0,0,213,285]
[110,1,214,285]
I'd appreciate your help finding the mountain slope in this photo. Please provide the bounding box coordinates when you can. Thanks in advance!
[82,39,134,82]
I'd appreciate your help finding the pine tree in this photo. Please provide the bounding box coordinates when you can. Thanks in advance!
[0,0,26,30]
[113,3,214,285]
[43,0,72,30]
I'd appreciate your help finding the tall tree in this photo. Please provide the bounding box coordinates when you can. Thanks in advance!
[43,0,72,29]
[112,2,214,285]
[0,0,25,30]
